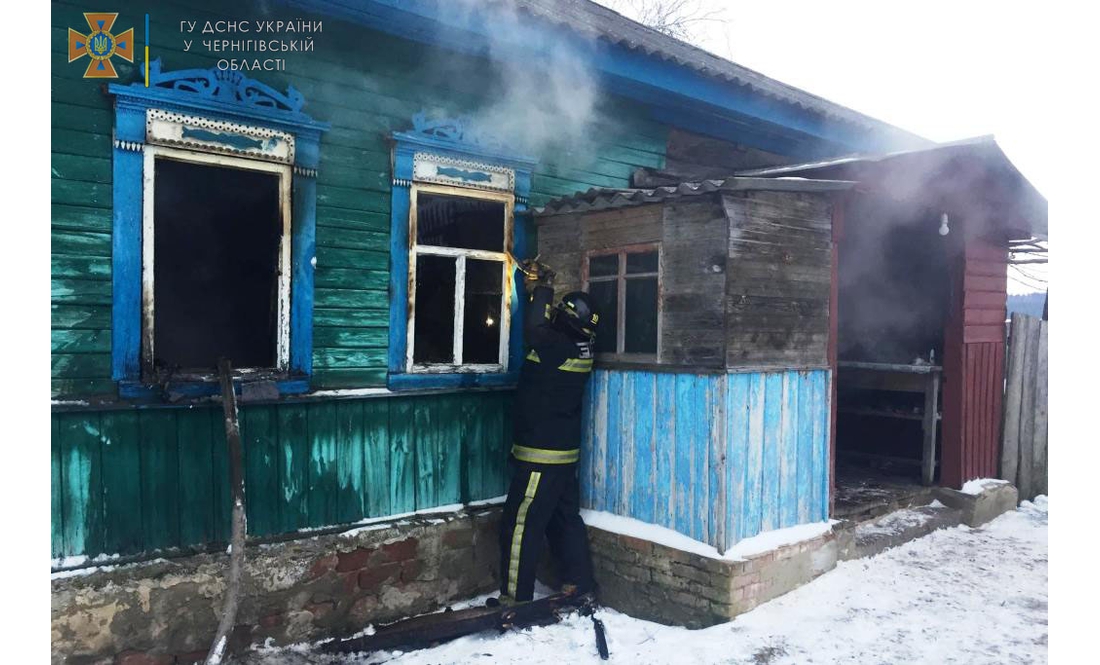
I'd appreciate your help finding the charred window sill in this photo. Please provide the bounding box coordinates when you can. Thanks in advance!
[387,370,518,392]
[119,373,309,403]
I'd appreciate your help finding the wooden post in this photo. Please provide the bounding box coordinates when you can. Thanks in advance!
[827,196,845,516]
[921,370,941,486]
[1033,321,1048,496]
[206,359,247,665]
[1000,314,1029,484]
[1017,316,1040,500]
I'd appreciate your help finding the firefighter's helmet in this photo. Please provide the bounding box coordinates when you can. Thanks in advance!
[555,291,600,342]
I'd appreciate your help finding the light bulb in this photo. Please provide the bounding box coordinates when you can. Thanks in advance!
[939,212,950,236]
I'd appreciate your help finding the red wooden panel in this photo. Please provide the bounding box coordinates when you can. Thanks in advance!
[943,234,1009,488]
[965,309,1007,325]
[963,273,1008,294]
[965,241,1008,262]
[963,290,1008,310]
[966,259,1009,278]
[964,324,1005,344]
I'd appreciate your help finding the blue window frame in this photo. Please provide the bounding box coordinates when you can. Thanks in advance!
[388,114,536,390]
[107,60,329,399]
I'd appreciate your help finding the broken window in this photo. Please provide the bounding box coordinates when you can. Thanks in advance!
[145,150,291,377]
[586,247,660,356]
[409,186,513,370]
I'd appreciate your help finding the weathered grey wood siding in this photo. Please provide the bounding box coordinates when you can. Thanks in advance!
[659,198,730,366]
[723,191,833,369]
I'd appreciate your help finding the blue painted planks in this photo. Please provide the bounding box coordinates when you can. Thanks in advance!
[631,372,655,525]
[707,376,726,548]
[760,373,784,532]
[673,373,696,539]
[581,368,832,552]
[779,373,800,528]
[689,374,709,543]
[654,373,676,531]
[726,373,751,543]
[604,371,624,516]
[812,371,830,521]
[744,373,766,541]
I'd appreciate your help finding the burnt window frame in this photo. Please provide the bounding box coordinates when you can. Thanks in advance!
[583,243,662,362]
[141,146,293,381]
[386,119,537,392]
[107,62,330,400]
[406,183,516,373]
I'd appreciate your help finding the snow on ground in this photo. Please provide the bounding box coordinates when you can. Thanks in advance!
[243,497,1047,665]
[579,509,834,561]
[960,478,1011,495]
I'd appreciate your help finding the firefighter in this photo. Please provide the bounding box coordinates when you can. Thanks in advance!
[495,257,600,605]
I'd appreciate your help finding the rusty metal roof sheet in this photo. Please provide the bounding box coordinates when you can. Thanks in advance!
[536,176,855,216]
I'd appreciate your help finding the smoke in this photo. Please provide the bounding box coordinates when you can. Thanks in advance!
[837,151,1012,364]
[426,0,604,161]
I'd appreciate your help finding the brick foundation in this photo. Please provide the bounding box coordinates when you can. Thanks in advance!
[586,525,838,629]
[51,507,502,664]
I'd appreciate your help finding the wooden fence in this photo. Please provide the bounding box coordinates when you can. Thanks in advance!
[1000,313,1048,499]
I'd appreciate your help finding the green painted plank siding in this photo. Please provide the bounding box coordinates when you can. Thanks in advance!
[50,392,514,560]
[51,0,668,397]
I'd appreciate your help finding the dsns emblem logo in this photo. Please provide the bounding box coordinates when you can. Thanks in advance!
[68,13,134,78]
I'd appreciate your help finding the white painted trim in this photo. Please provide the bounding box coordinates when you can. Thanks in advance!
[141,143,292,375]
[145,108,295,163]
[453,254,467,366]
[410,363,505,374]
[412,151,515,192]
[416,245,509,261]
[406,183,515,374]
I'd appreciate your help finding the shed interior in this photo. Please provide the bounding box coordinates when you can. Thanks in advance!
[834,192,954,492]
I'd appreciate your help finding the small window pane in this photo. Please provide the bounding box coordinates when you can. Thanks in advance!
[414,255,456,363]
[416,192,505,251]
[588,254,618,278]
[626,251,659,274]
[588,281,618,354]
[463,259,503,364]
[624,277,658,353]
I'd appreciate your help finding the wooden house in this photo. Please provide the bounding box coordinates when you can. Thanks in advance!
[52,0,925,567]
[49,0,1044,655]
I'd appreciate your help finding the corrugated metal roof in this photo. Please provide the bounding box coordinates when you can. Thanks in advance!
[506,0,924,137]
[536,176,855,216]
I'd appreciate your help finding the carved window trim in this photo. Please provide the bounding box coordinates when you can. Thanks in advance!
[386,114,537,391]
[107,61,329,399]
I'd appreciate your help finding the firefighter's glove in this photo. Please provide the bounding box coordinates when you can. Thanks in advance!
[519,258,555,290]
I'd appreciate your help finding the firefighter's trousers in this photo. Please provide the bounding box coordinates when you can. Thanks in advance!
[498,460,594,601]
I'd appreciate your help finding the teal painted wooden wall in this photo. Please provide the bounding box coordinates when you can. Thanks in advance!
[52,392,513,560]
[50,0,668,398]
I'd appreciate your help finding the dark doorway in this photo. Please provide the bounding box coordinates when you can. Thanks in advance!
[834,194,953,497]
[152,157,283,373]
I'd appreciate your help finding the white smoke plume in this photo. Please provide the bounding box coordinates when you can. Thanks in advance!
[427,0,604,161]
